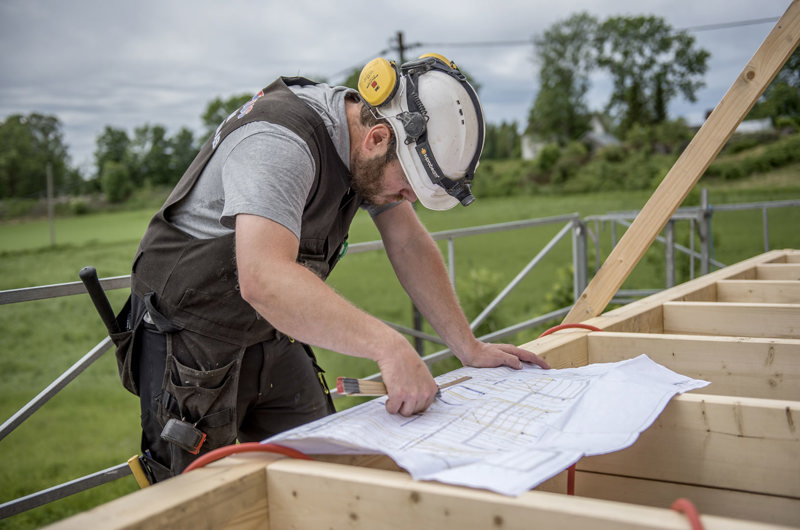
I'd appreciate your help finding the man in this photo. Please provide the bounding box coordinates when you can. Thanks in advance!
[120,53,549,482]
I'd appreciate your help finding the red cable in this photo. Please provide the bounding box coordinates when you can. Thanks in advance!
[537,322,602,496]
[182,442,312,474]
[538,323,603,337]
[671,498,704,530]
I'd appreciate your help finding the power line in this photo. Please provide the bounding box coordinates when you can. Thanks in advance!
[328,16,781,83]
[681,16,780,32]
[417,16,781,50]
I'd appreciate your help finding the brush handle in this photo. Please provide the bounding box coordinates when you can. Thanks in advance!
[337,375,471,396]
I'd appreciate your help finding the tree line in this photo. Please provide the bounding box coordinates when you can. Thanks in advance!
[1,12,798,205]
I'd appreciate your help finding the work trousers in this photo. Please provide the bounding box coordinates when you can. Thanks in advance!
[131,296,335,482]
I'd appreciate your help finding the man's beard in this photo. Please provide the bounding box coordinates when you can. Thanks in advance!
[350,152,402,206]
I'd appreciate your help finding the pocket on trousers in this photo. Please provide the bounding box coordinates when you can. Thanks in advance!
[158,335,243,451]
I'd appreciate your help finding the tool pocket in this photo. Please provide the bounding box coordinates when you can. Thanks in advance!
[157,330,244,453]
[111,295,142,396]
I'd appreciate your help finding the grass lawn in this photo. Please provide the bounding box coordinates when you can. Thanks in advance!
[0,177,798,528]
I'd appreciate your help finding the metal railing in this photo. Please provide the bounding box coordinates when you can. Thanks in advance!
[1,194,797,519]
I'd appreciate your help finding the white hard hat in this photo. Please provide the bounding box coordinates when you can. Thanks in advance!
[358,54,485,210]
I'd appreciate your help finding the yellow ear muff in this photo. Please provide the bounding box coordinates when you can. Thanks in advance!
[358,57,398,107]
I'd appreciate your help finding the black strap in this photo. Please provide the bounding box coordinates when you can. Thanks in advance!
[143,292,184,333]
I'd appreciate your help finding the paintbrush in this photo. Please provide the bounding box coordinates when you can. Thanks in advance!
[336,375,472,396]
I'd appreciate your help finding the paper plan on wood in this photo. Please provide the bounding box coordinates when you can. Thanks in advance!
[265,354,709,496]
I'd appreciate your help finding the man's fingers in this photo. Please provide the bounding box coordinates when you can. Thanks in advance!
[498,344,550,369]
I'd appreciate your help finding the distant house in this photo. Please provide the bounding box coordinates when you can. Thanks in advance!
[581,116,620,151]
[522,116,621,160]
[521,135,547,160]
[735,118,774,135]
[695,110,775,135]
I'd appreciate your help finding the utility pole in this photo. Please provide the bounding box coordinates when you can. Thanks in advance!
[396,31,407,64]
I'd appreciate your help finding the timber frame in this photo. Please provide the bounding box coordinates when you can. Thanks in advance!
[49,249,800,529]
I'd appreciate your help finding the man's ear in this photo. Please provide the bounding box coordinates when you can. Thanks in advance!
[363,123,392,157]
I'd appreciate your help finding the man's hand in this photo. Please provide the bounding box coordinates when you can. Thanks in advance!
[455,340,550,371]
[375,341,439,417]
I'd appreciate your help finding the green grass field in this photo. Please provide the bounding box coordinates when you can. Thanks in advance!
[1,174,799,528]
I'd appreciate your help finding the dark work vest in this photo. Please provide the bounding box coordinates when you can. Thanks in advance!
[131,77,363,346]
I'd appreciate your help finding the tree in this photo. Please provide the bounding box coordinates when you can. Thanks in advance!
[168,127,199,179]
[527,13,598,144]
[749,47,800,126]
[0,113,70,199]
[128,124,172,186]
[94,126,130,181]
[595,16,709,132]
[483,121,522,159]
[201,93,255,140]
[100,160,132,203]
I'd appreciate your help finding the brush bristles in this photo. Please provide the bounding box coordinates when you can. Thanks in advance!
[336,377,388,396]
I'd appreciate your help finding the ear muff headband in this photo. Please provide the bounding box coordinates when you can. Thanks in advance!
[357,58,399,107]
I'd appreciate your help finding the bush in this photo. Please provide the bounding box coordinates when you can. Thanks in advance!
[535,143,561,172]
[69,198,91,215]
[550,141,589,186]
[706,160,746,180]
[0,198,38,220]
[457,267,510,338]
[100,161,133,204]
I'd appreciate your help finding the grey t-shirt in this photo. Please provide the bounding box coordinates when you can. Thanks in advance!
[170,83,387,240]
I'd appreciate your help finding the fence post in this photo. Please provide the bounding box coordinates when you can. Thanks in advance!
[665,220,676,288]
[700,189,712,275]
[572,219,588,303]
[762,207,770,252]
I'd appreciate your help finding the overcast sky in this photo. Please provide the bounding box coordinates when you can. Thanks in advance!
[0,0,791,173]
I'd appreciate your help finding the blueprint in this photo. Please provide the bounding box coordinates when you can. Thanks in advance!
[265,354,709,496]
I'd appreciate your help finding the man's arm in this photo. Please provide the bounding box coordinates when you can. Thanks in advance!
[373,202,550,370]
[235,213,438,416]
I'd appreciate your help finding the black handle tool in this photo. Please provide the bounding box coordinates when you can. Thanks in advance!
[79,266,121,335]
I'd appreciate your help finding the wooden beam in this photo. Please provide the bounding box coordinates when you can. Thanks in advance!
[716,280,800,304]
[519,331,590,369]
[757,264,800,281]
[46,453,278,530]
[662,301,800,338]
[562,2,800,324]
[572,251,791,334]
[538,470,800,528]
[586,332,800,401]
[578,393,800,498]
[265,459,776,530]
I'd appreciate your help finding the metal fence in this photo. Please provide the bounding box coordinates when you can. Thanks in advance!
[1,194,797,519]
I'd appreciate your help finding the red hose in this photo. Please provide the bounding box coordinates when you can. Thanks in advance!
[539,323,602,337]
[671,498,704,529]
[538,322,602,496]
[182,442,312,474]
